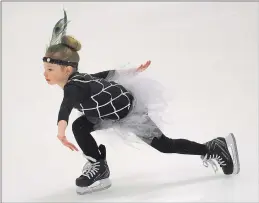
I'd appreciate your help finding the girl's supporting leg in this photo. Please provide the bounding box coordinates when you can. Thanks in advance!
[72,116,101,161]
[72,116,111,193]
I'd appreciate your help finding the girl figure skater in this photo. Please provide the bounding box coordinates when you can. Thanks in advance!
[43,11,240,195]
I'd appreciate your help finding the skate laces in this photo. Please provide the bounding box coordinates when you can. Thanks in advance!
[202,153,226,173]
[82,155,100,179]
[82,161,92,173]
[82,162,100,179]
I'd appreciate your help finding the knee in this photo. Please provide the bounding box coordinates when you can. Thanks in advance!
[150,135,173,153]
[151,143,169,153]
[72,116,83,132]
[72,116,93,136]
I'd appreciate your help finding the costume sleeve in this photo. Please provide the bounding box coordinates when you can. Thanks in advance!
[57,84,82,125]
[90,70,115,79]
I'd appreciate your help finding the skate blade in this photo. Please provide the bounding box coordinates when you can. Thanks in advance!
[225,133,240,174]
[76,178,112,195]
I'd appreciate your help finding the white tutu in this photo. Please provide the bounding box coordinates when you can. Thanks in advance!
[91,65,172,145]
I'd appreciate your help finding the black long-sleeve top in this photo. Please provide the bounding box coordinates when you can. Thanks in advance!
[58,70,134,125]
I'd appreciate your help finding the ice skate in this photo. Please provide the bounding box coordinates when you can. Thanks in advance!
[201,133,240,175]
[76,145,111,195]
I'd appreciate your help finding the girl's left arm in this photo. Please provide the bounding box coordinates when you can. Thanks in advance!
[90,70,115,79]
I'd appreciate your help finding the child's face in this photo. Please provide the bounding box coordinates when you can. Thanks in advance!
[43,62,70,85]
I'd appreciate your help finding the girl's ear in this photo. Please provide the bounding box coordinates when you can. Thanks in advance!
[65,66,73,75]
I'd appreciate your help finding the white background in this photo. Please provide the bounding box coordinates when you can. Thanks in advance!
[2,2,259,202]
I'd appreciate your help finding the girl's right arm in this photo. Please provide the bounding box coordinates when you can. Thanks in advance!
[56,84,82,151]
[58,120,67,136]
[57,84,80,126]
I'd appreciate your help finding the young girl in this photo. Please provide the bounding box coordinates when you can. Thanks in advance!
[43,11,240,195]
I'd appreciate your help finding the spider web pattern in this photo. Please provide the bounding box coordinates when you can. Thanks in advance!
[68,73,132,120]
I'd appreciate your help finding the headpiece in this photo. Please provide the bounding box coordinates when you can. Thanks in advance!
[43,9,78,69]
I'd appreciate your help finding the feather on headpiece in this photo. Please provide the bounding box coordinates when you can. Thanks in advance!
[49,9,69,46]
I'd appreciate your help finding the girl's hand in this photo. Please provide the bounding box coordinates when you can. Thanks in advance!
[57,134,79,151]
[136,60,151,72]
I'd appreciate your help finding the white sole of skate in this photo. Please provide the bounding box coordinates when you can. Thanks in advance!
[76,178,112,195]
[225,133,240,174]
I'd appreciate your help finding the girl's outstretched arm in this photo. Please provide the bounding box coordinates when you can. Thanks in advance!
[136,60,151,72]
[90,70,115,79]
[90,60,151,79]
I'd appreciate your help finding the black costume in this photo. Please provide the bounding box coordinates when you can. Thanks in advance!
[58,70,133,125]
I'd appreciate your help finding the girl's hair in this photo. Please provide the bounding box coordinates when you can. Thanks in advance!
[45,35,82,65]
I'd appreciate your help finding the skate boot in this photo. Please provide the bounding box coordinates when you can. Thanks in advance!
[201,133,240,175]
[76,144,111,195]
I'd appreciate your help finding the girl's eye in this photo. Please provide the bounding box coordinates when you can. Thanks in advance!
[48,69,52,71]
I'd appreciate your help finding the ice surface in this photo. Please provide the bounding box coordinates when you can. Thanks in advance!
[2,2,258,202]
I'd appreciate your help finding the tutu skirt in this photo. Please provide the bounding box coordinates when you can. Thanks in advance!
[89,66,172,145]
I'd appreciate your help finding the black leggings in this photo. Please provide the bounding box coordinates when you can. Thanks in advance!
[72,116,208,160]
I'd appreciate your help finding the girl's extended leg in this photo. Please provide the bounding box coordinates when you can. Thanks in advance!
[137,117,238,175]
[136,117,208,155]
[151,134,208,155]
